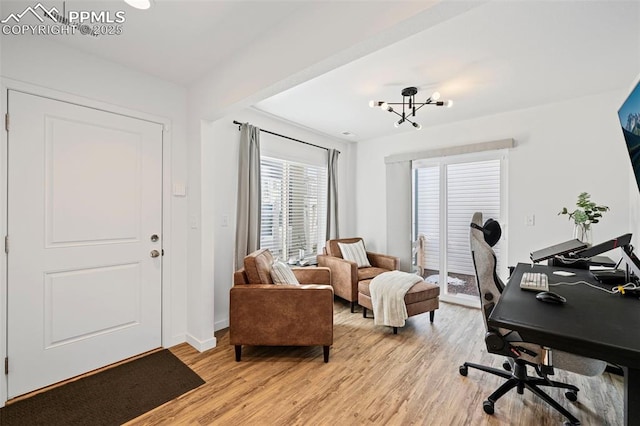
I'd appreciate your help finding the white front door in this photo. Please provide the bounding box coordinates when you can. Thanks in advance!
[7,91,163,398]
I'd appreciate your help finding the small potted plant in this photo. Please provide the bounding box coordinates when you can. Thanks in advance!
[558,192,609,245]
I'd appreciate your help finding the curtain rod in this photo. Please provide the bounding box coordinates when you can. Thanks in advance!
[233,120,340,154]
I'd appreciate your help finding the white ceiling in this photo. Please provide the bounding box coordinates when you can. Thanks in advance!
[255,1,640,142]
[2,1,638,142]
[1,0,437,86]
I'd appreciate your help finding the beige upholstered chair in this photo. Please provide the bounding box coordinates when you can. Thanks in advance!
[460,212,606,425]
[318,237,399,312]
[230,249,334,362]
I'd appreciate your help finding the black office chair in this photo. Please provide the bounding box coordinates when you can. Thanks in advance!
[460,212,606,426]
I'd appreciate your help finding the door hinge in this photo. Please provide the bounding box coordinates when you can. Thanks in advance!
[4,235,8,254]
[4,357,8,375]
[4,113,8,132]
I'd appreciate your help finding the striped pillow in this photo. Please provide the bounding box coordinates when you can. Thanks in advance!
[338,240,371,268]
[270,260,300,285]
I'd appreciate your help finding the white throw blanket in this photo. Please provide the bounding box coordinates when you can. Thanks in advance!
[370,270,424,327]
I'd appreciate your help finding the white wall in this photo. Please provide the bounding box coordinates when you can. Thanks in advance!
[183,3,485,345]
[203,109,355,330]
[0,37,189,344]
[356,90,632,268]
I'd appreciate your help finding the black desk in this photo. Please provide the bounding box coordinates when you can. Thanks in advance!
[489,262,640,426]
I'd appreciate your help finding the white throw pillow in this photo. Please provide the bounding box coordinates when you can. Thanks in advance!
[338,240,371,268]
[270,260,300,285]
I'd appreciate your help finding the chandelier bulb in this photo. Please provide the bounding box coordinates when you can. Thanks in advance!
[446,100,453,108]
[413,122,422,130]
[394,119,404,128]
[380,102,391,111]
[125,0,152,9]
[431,91,441,101]
[368,100,376,108]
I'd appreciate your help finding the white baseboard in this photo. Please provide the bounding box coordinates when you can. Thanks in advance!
[186,334,217,352]
[214,318,229,331]
[165,333,187,348]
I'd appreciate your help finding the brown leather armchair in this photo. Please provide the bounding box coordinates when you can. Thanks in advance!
[230,249,334,362]
[318,237,399,312]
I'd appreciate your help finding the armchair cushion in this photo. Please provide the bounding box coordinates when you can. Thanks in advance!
[358,267,389,281]
[270,260,300,285]
[338,240,371,268]
[244,248,275,284]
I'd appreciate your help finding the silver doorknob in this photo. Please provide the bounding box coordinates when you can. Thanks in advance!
[150,250,160,258]
[150,234,159,242]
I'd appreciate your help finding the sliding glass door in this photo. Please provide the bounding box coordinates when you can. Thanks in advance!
[413,151,507,307]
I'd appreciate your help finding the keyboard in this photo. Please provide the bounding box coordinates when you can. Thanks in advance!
[520,272,549,292]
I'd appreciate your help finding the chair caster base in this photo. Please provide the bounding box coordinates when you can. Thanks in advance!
[483,400,494,415]
[565,390,578,402]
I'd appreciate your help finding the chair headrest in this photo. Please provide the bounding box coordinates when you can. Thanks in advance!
[471,218,502,247]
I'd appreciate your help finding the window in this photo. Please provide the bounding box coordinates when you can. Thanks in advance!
[413,152,506,306]
[260,156,327,261]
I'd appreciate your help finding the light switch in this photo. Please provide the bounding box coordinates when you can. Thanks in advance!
[221,215,229,227]
[525,214,535,226]
[173,183,187,197]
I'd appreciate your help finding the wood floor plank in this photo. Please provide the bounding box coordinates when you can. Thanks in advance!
[126,300,623,425]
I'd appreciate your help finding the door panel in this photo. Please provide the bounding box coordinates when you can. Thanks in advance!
[45,263,141,348]
[7,91,163,398]
[46,116,141,245]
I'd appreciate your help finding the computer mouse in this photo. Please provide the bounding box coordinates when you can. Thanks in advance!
[536,291,567,304]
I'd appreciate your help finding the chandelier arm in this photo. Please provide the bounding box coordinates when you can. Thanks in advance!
[388,109,404,119]
[412,102,434,113]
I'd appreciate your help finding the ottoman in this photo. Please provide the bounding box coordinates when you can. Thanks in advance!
[358,277,440,334]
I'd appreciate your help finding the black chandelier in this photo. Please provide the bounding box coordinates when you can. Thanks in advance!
[369,86,453,130]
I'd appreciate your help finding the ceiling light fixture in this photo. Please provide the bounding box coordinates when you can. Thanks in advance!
[369,86,452,130]
[124,0,152,10]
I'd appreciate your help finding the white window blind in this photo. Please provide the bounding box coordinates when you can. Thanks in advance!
[260,156,327,261]
[446,159,502,276]
[414,166,440,271]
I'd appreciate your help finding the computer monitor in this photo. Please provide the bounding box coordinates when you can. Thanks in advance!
[618,74,640,191]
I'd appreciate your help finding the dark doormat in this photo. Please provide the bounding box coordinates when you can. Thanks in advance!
[0,349,205,426]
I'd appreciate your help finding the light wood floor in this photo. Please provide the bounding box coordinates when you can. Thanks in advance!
[127,300,623,425]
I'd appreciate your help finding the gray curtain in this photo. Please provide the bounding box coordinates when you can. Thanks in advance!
[326,149,340,240]
[235,123,261,270]
[385,160,412,272]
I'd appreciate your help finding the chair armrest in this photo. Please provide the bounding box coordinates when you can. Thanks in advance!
[317,255,357,280]
[367,252,400,270]
[229,284,334,346]
[291,266,331,285]
[317,254,358,301]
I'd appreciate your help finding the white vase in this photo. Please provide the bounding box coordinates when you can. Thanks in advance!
[573,223,592,246]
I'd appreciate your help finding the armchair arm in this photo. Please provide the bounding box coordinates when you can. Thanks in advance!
[317,254,358,301]
[291,266,331,285]
[367,252,399,270]
[229,284,334,347]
